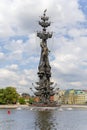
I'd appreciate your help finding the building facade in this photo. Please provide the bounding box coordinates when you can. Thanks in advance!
[63,89,87,105]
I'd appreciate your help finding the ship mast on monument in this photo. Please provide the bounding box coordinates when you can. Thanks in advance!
[34,10,55,105]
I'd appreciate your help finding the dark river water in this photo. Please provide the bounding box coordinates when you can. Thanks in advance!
[0,107,87,130]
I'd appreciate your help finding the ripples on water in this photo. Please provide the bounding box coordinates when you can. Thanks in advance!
[0,108,87,130]
[35,111,57,130]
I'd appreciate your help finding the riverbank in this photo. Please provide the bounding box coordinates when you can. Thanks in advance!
[0,104,29,109]
[0,104,87,109]
[61,104,87,109]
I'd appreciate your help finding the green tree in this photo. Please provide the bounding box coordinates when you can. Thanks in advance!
[28,97,34,104]
[0,89,6,104]
[4,87,19,104]
[18,97,26,104]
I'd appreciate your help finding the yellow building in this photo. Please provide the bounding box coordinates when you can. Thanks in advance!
[63,89,74,104]
[63,89,87,105]
[74,90,86,104]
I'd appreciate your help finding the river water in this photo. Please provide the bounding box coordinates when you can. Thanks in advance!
[0,107,87,130]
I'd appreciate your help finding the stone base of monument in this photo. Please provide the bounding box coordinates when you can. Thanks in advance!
[29,102,61,111]
[32,101,60,107]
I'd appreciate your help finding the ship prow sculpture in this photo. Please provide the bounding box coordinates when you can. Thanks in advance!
[33,10,57,107]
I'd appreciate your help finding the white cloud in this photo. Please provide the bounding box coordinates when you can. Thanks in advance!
[0,52,5,59]
[70,81,82,87]
[0,0,87,93]
[6,64,18,70]
[19,79,28,86]
[0,68,37,93]
[0,68,18,79]
[68,28,87,38]
[0,0,85,37]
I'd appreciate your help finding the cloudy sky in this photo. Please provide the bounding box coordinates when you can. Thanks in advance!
[0,0,87,94]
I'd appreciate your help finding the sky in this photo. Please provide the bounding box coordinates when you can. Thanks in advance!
[0,0,87,94]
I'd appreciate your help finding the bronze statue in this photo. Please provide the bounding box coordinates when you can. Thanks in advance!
[34,10,55,105]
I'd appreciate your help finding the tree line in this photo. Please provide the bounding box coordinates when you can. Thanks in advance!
[0,87,19,104]
[0,86,35,105]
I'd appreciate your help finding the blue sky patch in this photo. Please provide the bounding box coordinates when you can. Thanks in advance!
[9,35,29,42]
[79,0,87,18]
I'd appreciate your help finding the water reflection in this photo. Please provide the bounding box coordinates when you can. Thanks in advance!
[35,110,57,130]
[1,109,87,130]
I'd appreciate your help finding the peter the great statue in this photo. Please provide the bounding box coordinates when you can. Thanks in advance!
[34,10,56,106]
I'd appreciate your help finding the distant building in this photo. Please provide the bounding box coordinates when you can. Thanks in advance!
[54,89,65,104]
[74,90,85,104]
[63,89,87,105]
[34,96,39,102]
[21,93,30,99]
[63,89,74,104]
[83,90,87,103]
